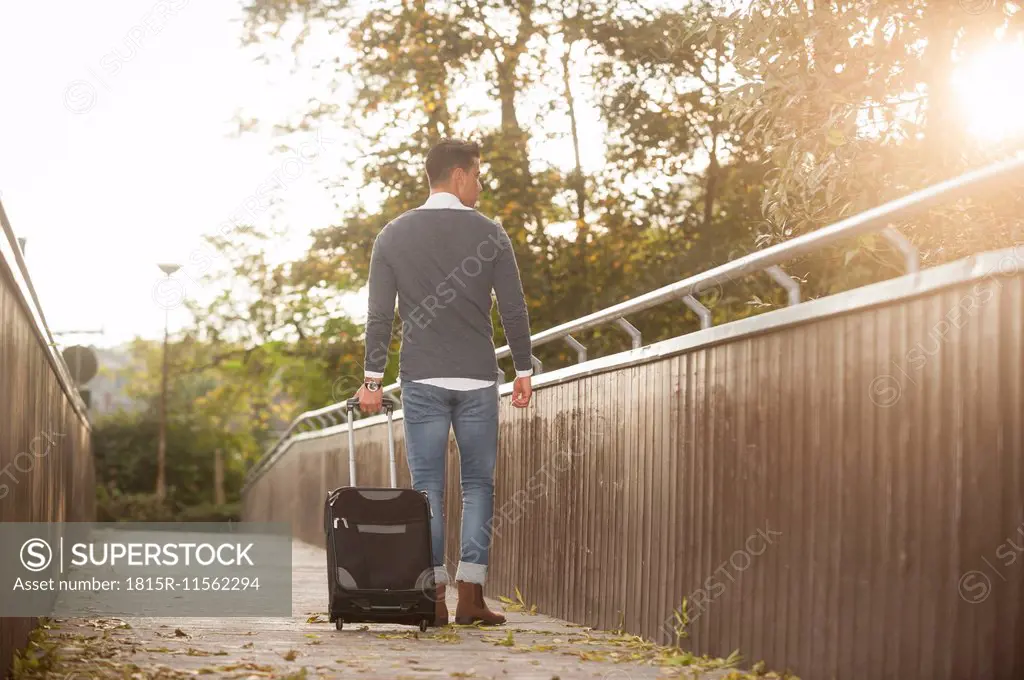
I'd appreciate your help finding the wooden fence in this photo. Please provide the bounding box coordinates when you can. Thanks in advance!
[0,203,93,677]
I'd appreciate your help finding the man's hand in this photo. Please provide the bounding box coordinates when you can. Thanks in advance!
[511,376,532,408]
[357,382,383,414]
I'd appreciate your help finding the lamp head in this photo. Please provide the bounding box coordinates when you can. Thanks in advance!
[157,263,181,276]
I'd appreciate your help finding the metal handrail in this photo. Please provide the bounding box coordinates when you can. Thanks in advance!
[242,153,1024,488]
[484,153,1023,364]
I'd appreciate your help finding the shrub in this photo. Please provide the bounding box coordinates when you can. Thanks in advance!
[175,501,242,522]
[96,488,179,522]
[95,486,241,522]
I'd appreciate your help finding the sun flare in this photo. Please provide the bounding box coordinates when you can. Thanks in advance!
[953,41,1024,143]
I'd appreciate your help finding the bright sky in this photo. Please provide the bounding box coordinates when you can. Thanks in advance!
[0,0,347,349]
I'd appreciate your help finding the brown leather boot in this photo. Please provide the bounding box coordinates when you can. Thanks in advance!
[454,580,506,625]
[434,584,449,626]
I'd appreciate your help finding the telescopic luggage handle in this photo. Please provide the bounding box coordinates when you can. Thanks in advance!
[344,394,399,488]
[346,396,396,413]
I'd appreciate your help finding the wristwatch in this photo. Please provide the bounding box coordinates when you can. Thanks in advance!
[364,379,381,392]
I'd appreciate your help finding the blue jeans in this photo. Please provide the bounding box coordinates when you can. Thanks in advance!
[401,381,498,584]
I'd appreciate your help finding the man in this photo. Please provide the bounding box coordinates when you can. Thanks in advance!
[355,138,534,626]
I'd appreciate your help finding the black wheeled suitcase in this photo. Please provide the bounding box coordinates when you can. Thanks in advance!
[324,395,436,631]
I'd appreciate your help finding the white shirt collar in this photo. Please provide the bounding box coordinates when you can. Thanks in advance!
[420,192,473,211]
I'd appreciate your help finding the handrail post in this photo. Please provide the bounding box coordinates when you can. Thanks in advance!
[531,355,543,374]
[565,335,587,363]
[882,226,920,273]
[615,317,643,349]
[765,265,801,306]
[682,294,712,329]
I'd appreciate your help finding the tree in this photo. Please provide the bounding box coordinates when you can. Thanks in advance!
[216,0,1024,394]
[726,0,1024,284]
[92,339,257,516]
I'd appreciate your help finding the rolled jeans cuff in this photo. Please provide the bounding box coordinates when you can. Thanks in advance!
[455,561,487,585]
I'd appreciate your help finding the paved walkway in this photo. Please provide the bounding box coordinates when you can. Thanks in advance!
[16,540,759,679]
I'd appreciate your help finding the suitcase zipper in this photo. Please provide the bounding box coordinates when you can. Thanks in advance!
[334,515,426,529]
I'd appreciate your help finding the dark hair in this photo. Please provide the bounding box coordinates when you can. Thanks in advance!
[425,138,480,186]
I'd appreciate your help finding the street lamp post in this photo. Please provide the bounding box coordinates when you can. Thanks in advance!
[156,263,181,502]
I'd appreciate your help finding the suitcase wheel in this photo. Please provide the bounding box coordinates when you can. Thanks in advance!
[419,619,429,632]
[335,619,344,631]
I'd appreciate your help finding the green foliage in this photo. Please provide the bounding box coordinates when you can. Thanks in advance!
[671,596,691,648]
[726,0,1024,266]
[176,501,243,522]
[92,338,266,520]
[95,488,179,523]
[94,487,241,523]
[92,408,248,509]
[226,0,791,383]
